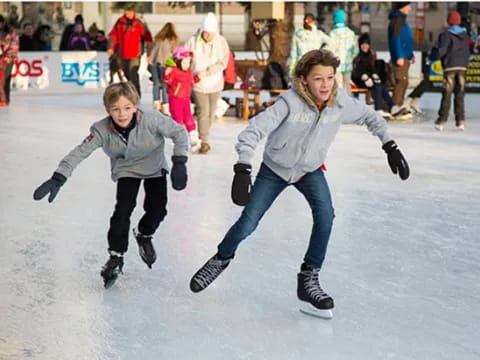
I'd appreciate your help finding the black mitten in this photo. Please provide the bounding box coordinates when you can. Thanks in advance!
[171,155,188,190]
[33,172,67,202]
[382,140,410,180]
[231,163,252,206]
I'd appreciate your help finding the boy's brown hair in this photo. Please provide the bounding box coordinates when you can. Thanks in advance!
[293,49,341,108]
[103,81,140,110]
[294,49,341,79]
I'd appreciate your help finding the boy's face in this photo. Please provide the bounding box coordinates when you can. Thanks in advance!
[301,65,336,104]
[108,96,137,128]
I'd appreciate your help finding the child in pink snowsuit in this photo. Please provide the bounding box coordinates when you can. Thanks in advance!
[163,46,201,152]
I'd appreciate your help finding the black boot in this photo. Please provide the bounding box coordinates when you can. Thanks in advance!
[100,254,124,289]
[133,228,157,269]
[190,253,231,293]
[297,263,334,311]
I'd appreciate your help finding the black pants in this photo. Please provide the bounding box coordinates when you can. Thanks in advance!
[370,83,394,111]
[107,176,167,254]
[408,78,430,99]
[4,62,13,104]
[121,57,141,97]
[437,70,466,125]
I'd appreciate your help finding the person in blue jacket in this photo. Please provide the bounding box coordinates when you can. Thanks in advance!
[388,2,414,107]
[189,49,410,319]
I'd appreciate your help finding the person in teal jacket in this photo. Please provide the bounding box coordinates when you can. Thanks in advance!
[388,2,414,107]
[189,49,410,319]
[33,82,189,288]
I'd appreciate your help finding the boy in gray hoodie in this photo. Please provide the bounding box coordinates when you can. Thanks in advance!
[189,49,410,319]
[33,82,189,288]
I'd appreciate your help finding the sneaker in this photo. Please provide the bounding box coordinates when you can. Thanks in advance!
[133,228,157,269]
[456,121,465,131]
[434,123,444,131]
[376,109,393,119]
[190,253,231,293]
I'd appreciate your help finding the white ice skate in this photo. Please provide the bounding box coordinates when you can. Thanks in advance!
[299,302,334,320]
[189,130,201,153]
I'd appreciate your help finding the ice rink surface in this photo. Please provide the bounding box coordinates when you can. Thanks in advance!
[1,93,479,360]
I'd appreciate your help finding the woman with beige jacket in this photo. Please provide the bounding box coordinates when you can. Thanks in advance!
[185,12,230,154]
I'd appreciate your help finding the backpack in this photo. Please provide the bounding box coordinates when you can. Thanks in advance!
[240,67,264,90]
[224,50,237,85]
[262,62,288,90]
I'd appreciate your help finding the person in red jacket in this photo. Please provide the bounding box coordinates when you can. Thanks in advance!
[108,5,152,96]
[164,46,201,152]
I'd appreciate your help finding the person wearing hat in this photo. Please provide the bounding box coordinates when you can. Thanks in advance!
[352,33,400,119]
[185,12,230,154]
[287,13,331,78]
[108,5,152,97]
[329,9,358,95]
[388,2,414,109]
[434,11,470,131]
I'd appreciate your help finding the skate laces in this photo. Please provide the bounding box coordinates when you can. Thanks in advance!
[303,268,330,301]
[195,256,229,287]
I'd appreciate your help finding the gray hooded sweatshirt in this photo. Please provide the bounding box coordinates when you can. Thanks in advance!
[236,84,393,183]
[55,110,189,181]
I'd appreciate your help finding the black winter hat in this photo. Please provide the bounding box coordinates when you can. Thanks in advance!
[358,33,370,46]
[393,2,411,10]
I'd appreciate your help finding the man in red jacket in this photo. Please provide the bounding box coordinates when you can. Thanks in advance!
[108,5,152,96]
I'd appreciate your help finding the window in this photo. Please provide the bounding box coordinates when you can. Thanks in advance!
[195,2,215,14]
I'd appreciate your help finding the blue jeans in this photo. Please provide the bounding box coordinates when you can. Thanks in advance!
[371,83,394,111]
[218,163,335,268]
[148,63,168,103]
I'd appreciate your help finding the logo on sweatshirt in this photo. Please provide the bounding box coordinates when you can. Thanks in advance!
[83,133,95,143]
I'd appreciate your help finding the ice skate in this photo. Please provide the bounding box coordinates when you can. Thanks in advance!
[297,264,334,320]
[133,228,157,269]
[189,130,201,153]
[376,109,393,119]
[190,253,231,293]
[161,103,171,116]
[100,254,124,289]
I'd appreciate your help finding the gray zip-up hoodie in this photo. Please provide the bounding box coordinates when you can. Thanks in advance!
[55,110,189,181]
[236,81,392,183]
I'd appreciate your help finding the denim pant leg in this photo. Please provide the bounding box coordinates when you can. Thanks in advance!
[158,65,169,104]
[217,164,288,258]
[293,168,335,269]
[371,85,383,110]
[148,64,161,101]
[381,84,395,109]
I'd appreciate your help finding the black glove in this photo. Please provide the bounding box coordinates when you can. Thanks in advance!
[231,163,252,206]
[382,140,410,180]
[33,172,67,202]
[171,155,188,190]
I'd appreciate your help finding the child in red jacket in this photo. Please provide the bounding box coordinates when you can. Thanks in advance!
[164,46,201,152]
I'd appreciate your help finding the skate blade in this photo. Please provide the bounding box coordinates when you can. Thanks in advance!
[299,303,334,320]
[103,275,118,289]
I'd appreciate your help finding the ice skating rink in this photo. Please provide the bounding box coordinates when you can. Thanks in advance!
[1,93,479,360]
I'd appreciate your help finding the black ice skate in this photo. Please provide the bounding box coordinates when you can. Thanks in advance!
[133,228,157,269]
[190,253,231,293]
[297,263,334,319]
[100,254,124,289]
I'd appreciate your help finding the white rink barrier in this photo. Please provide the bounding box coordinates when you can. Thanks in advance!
[10,51,151,96]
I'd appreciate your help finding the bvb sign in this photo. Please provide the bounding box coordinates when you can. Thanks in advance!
[427,55,480,92]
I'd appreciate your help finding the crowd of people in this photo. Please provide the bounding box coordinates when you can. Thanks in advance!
[0,2,474,132]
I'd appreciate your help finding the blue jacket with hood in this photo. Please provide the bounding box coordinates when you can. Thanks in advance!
[388,9,414,62]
